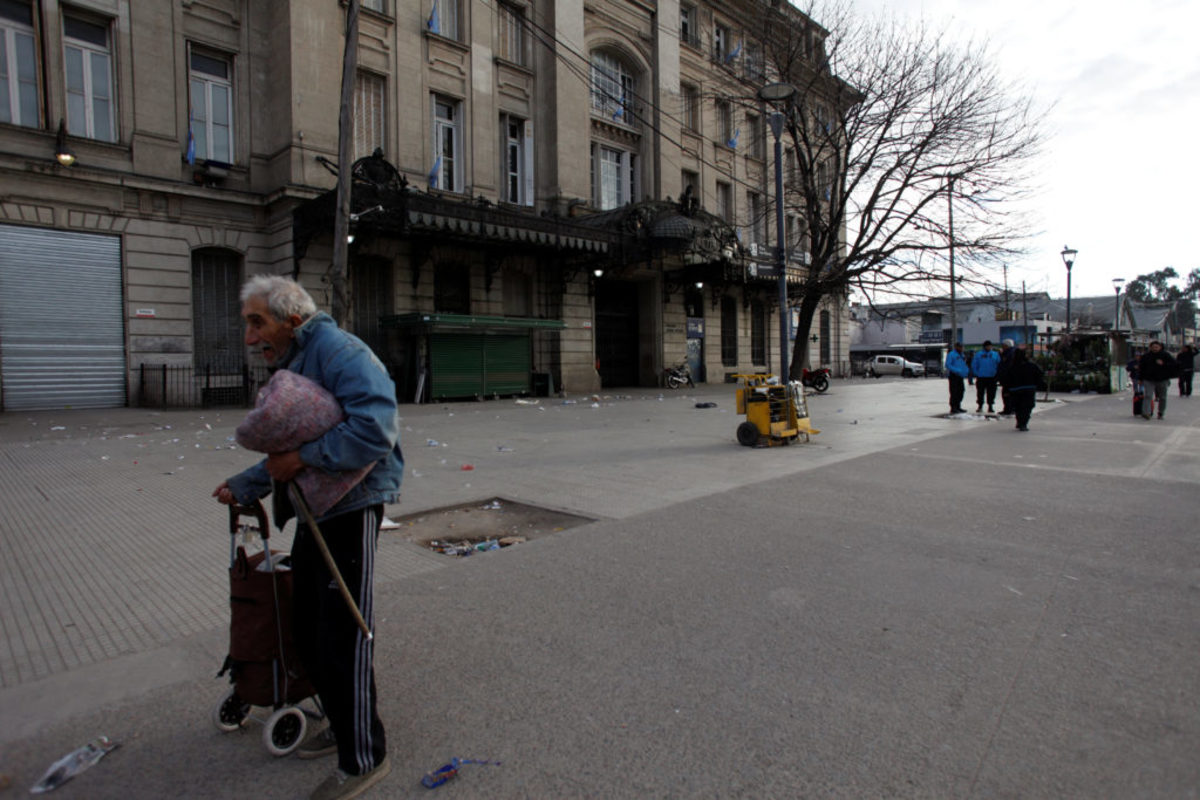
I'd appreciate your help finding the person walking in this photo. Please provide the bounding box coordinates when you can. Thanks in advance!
[1177,343,1195,397]
[213,275,402,800]
[944,342,969,414]
[996,339,1016,415]
[970,340,1001,413]
[1138,341,1177,420]
[1000,348,1044,431]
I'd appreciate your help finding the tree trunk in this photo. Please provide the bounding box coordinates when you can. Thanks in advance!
[787,291,822,380]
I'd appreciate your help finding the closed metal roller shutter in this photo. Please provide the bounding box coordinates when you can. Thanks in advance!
[0,224,125,410]
[429,332,531,400]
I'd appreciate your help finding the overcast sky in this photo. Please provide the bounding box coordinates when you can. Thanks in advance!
[847,0,1200,300]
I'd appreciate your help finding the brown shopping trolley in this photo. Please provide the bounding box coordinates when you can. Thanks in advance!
[212,500,323,756]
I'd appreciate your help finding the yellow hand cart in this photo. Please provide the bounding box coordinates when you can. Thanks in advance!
[733,373,820,447]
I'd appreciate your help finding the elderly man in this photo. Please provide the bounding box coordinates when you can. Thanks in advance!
[213,275,401,800]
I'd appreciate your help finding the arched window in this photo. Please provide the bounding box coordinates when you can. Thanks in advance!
[590,50,635,123]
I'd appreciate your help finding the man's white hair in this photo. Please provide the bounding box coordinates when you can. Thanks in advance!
[240,274,318,321]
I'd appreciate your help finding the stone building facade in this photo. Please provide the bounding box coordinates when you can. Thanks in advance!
[0,0,849,410]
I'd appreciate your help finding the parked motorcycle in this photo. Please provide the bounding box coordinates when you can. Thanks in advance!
[801,367,830,393]
[664,362,695,389]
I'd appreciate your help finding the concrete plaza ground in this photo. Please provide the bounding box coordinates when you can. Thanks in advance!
[1,377,1197,797]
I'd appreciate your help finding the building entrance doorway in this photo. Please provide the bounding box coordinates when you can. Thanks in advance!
[594,280,640,387]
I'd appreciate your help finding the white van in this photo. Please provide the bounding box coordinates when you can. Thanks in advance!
[867,355,925,378]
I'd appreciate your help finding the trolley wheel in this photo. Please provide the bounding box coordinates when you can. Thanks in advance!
[212,688,251,732]
[812,375,829,393]
[263,706,307,757]
[736,421,761,447]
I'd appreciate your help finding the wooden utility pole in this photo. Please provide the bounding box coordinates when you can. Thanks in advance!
[330,0,360,326]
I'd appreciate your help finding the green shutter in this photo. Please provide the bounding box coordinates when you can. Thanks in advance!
[429,332,531,399]
[482,334,531,395]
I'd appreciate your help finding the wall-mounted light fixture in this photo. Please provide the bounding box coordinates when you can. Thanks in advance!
[588,268,604,299]
[694,281,704,290]
[54,119,76,166]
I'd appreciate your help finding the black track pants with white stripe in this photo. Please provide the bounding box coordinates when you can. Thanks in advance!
[293,504,387,775]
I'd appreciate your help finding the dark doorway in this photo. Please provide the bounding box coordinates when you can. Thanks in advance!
[594,280,639,387]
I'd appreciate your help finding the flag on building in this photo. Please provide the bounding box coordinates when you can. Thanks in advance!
[725,41,742,64]
[186,112,196,165]
[427,0,440,34]
[727,128,739,149]
[428,156,442,188]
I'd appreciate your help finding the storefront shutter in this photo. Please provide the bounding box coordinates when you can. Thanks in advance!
[0,224,125,410]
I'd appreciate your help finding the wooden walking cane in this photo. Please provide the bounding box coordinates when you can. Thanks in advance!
[289,483,373,641]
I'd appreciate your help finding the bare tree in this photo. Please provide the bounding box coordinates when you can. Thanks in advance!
[747,1,1045,377]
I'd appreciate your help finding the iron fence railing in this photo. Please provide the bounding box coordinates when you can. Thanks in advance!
[137,361,270,409]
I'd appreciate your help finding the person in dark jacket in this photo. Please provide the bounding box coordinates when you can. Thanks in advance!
[1000,347,1044,431]
[1177,344,1195,397]
[996,339,1016,415]
[1138,341,1177,419]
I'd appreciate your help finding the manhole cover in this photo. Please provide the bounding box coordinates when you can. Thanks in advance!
[385,497,592,555]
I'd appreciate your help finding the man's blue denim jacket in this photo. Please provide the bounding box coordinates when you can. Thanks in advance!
[227,312,403,524]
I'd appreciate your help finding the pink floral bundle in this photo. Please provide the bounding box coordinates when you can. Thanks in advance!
[236,370,374,516]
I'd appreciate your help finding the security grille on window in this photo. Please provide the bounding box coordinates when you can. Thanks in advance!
[721,296,738,366]
[748,192,764,246]
[590,51,634,124]
[432,95,461,192]
[191,248,243,369]
[188,48,233,163]
[501,114,532,206]
[716,181,732,223]
[0,0,38,127]
[354,70,384,158]
[713,24,728,62]
[747,113,765,159]
[681,83,699,131]
[715,99,732,143]
[750,300,766,365]
[64,14,115,142]
[498,3,526,66]
[680,5,699,48]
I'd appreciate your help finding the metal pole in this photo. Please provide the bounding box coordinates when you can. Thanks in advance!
[770,112,789,379]
[330,0,360,326]
[947,177,957,344]
[1022,281,1030,349]
[1065,264,1073,335]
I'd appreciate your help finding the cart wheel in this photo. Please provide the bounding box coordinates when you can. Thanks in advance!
[263,706,307,757]
[736,421,760,447]
[212,688,251,732]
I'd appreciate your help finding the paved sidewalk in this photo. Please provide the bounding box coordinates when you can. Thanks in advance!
[2,379,1198,798]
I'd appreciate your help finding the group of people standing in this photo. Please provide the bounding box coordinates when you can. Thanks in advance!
[945,339,1044,431]
[1128,342,1195,421]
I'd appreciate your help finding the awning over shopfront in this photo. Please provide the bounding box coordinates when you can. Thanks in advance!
[293,152,622,265]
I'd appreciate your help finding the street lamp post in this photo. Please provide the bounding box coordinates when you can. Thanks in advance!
[1061,246,1078,335]
[1112,278,1125,334]
[759,82,797,380]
